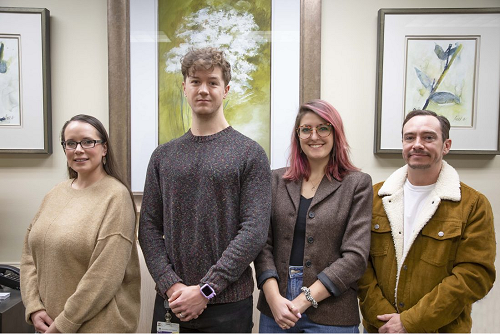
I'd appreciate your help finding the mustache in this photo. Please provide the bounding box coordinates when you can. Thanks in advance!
[409,150,430,156]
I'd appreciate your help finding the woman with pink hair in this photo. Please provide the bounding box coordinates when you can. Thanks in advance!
[255,99,372,332]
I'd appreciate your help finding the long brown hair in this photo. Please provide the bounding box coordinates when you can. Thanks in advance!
[61,114,136,211]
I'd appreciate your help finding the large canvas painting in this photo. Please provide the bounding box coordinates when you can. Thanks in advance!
[0,36,21,126]
[404,37,479,128]
[158,0,271,156]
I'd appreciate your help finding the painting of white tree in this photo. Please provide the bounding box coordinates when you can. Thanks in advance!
[158,0,271,155]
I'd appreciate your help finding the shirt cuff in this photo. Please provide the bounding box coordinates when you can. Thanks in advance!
[317,272,341,296]
[257,269,279,289]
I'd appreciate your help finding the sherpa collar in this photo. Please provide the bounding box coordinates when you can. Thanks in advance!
[378,160,461,202]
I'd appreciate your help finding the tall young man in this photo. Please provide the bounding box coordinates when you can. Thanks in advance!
[139,47,271,333]
[358,110,496,332]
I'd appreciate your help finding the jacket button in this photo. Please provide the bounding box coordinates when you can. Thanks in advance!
[305,260,312,267]
[307,236,314,244]
[403,264,408,270]
[399,302,405,308]
[308,211,315,218]
[438,231,444,237]
[374,224,380,230]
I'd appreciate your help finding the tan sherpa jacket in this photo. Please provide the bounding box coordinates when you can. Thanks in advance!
[358,161,496,332]
[21,176,141,333]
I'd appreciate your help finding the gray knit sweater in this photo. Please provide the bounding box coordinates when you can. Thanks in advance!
[139,126,271,304]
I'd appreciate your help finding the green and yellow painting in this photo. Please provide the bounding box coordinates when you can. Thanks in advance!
[158,0,271,156]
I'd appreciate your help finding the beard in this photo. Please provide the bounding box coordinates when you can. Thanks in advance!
[408,162,431,170]
[405,150,432,169]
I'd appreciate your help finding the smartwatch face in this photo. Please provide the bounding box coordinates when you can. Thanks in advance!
[201,285,213,296]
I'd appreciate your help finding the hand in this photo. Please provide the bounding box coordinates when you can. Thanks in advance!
[267,294,301,330]
[291,291,313,314]
[166,282,188,299]
[31,310,53,333]
[45,322,60,333]
[168,285,208,321]
[377,313,407,333]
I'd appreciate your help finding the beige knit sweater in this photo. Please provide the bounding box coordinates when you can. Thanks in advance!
[21,175,141,333]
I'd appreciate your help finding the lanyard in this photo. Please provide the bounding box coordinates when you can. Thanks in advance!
[164,299,173,323]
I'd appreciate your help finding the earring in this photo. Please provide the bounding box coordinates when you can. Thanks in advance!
[103,156,107,165]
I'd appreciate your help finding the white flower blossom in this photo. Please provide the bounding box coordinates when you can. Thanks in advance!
[164,6,267,96]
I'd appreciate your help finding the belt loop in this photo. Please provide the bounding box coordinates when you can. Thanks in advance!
[288,266,303,278]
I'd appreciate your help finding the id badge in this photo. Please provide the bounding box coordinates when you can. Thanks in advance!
[158,299,179,333]
[157,321,179,333]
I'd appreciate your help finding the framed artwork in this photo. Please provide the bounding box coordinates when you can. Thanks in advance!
[157,0,272,156]
[0,7,51,154]
[375,8,500,155]
[108,0,321,192]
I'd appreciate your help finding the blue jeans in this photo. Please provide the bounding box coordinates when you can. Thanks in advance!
[259,266,358,333]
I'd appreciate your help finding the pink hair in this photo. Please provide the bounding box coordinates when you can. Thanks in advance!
[283,99,359,181]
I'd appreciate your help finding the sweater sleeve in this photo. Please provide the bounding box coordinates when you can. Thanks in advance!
[138,148,182,296]
[20,205,46,324]
[201,143,272,294]
[53,189,137,333]
[254,170,280,289]
[400,191,496,332]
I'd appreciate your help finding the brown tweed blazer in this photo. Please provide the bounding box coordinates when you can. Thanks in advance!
[255,167,373,326]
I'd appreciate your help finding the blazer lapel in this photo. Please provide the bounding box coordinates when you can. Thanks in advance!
[285,178,302,211]
[310,176,341,208]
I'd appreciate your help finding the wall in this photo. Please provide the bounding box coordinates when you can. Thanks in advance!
[0,0,108,263]
[1,0,499,332]
[322,0,500,331]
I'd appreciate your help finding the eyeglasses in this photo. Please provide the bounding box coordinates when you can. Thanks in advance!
[61,139,105,150]
[296,123,332,139]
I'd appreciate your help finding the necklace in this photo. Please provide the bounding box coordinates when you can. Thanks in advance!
[310,175,324,191]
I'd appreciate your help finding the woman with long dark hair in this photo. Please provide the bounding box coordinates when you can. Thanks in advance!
[21,114,140,333]
[255,100,372,332]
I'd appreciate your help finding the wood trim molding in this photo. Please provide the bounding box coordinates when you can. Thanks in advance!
[107,0,321,187]
[300,0,321,104]
[107,0,131,187]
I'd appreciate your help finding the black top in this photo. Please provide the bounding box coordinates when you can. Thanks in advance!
[289,195,313,266]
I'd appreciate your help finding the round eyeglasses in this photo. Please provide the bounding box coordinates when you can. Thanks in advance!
[61,139,105,150]
[296,123,332,140]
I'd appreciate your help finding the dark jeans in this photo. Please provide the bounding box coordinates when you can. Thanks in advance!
[151,293,253,333]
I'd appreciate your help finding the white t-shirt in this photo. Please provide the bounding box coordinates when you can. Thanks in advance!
[403,179,435,252]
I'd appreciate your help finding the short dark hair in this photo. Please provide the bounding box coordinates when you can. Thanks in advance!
[181,47,231,86]
[402,109,451,141]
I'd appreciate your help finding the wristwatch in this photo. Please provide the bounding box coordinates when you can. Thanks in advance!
[200,283,216,299]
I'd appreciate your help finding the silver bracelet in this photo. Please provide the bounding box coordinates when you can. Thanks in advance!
[301,286,318,308]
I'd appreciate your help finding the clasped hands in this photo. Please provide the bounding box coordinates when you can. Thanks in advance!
[377,313,407,333]
[268,292,309,330]
[31,310,60,333]
[167,283,208,321]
